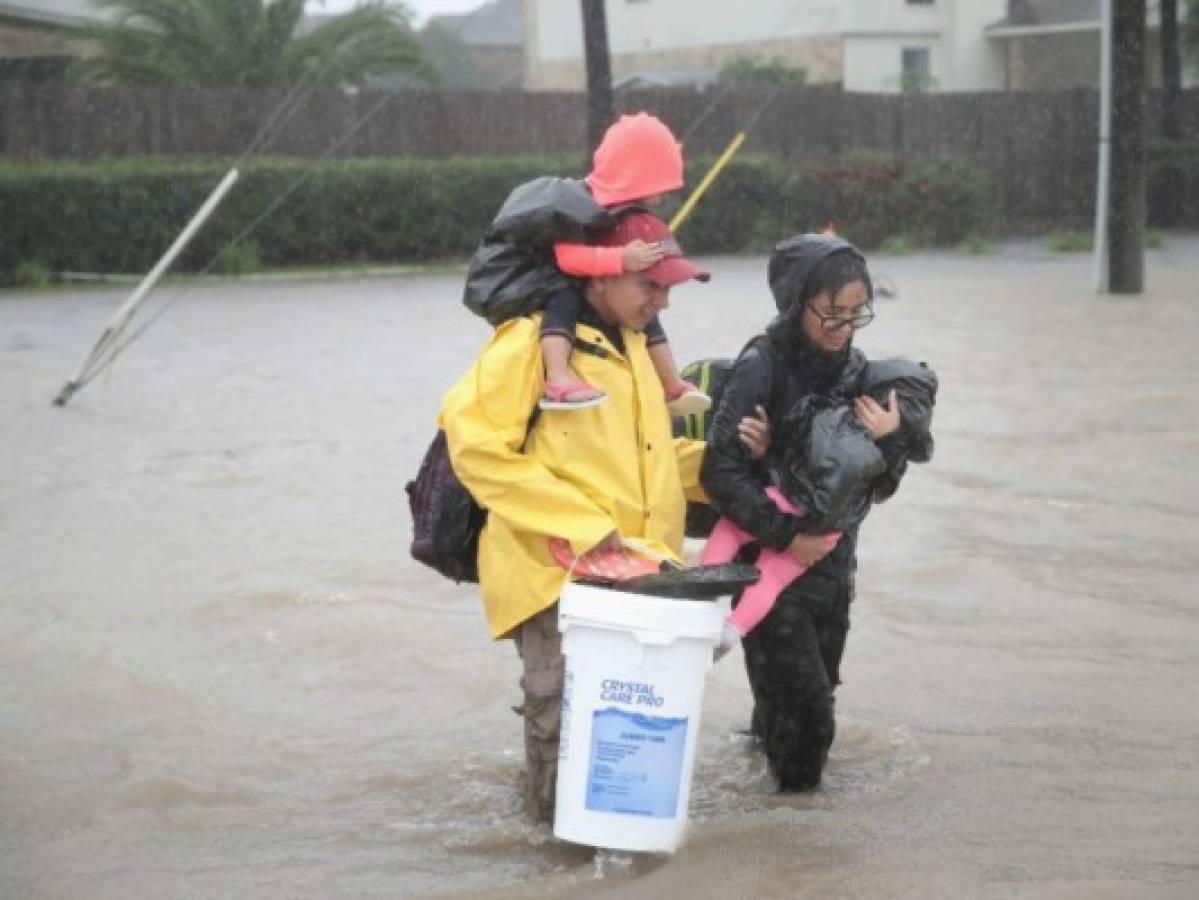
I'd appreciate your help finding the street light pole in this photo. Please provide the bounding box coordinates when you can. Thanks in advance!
[1093,0,1112,293]
[1107,0,1147,294]
[580,0,614,154]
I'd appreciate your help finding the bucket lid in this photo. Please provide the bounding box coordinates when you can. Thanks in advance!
[608,564,760,600]
[559,581,723,639]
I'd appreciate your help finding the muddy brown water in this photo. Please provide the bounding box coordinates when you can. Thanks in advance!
[3,240,1198,898]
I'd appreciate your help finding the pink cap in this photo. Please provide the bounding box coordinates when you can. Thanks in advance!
[594,211,710,287]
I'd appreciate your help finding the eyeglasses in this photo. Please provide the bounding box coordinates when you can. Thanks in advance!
[805,303,875,332]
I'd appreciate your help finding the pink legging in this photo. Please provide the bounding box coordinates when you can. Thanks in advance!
[701,487,840,637]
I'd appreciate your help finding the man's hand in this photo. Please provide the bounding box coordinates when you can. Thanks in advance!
[787,531,840,567]
[622,239,666,272]
[590,530,623,554]
[854,389,900,441]
[738,405,770,460]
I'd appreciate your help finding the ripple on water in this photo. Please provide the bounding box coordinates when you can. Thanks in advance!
[362,752,679,893]
[372,717,928,865]
[118,776,263,811]
[690,718,930,819]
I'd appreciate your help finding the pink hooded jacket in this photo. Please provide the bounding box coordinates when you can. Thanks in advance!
[555,113,685,277]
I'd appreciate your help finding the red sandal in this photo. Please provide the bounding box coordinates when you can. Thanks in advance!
[540,380,608,411]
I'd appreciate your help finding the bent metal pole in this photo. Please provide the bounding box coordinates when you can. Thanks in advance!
[52,167,241,408]
[670,132,747,233]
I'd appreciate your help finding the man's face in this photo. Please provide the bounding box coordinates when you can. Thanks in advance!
[597,272,671,331]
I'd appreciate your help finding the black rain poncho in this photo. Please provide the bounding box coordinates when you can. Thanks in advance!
[461,177,616,326]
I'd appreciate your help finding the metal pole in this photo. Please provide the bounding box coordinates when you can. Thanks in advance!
[1092,0,1112,294]
[670,132,747,232]
[53,168,240,407]
[580,0,614,154]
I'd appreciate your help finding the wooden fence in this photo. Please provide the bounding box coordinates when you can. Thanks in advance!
[2,83,1196,223]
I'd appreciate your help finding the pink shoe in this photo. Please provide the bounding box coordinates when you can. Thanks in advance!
[665,381,711,416]
[540,380,607,411]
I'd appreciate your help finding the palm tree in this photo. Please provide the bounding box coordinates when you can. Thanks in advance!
[72,0,427,89]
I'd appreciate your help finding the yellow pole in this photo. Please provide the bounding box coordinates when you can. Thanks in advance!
[669,131,747,232]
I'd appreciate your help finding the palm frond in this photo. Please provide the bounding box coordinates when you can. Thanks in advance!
[68,0,427,88]
[284,3,426,88]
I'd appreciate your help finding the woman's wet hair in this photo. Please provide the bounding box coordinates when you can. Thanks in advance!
[798,250,873,310]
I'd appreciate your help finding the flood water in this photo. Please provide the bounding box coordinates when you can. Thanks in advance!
[3,240,1198,898]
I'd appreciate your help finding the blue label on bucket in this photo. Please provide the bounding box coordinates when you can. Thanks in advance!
[585,707,688,818]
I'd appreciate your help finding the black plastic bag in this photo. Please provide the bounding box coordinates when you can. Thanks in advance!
[859,358,938,463]
[778,399,887,533]
[489,177,609,244]
[462,177,613,325]
[778,358,937,529]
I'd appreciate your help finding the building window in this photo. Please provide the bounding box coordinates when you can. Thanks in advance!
[901,47,931,92]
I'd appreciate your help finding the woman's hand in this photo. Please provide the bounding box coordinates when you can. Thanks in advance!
[787,531,840,567]
[738,405,770,460]
[854,389,900,441]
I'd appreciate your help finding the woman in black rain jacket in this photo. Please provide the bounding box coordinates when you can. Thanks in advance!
[700,233,909,791]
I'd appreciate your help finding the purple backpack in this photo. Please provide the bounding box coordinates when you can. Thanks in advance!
[405,430,487,583]
[405,409,541,584]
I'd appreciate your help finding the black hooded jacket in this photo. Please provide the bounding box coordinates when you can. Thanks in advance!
[699,234,909,614]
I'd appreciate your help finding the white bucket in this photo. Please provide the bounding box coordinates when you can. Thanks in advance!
[553,580,723,853]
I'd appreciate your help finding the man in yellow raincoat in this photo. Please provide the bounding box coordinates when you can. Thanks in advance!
[440,212,710,822]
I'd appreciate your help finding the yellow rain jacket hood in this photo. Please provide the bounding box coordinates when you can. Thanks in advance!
[439,315,705,639]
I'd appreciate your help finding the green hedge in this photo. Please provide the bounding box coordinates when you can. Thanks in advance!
[0,156,577,281]
[670,151,996,253]
[0,154,996,284]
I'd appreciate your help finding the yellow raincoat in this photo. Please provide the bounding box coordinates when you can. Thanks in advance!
[439,315,706,639]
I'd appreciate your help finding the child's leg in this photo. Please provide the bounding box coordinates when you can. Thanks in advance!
[727,547,806,637]
[646,318,712,415]
[540,289,605,406]
[705,487,804,566]
[721,487,823,638]
[540,333,583,390]
[645,318,684,392]
[701,516,756,565]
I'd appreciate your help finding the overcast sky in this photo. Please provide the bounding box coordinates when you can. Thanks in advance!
[306,0,489,27]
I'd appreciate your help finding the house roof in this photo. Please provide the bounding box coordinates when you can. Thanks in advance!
[425,0,522,48]
[0,0,107,27]
[614,69,717,91]
[987,0,1161,37]
[999,0,1100,27]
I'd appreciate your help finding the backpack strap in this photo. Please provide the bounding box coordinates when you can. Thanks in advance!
[744,333,784,419]
[521,407,541,451]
